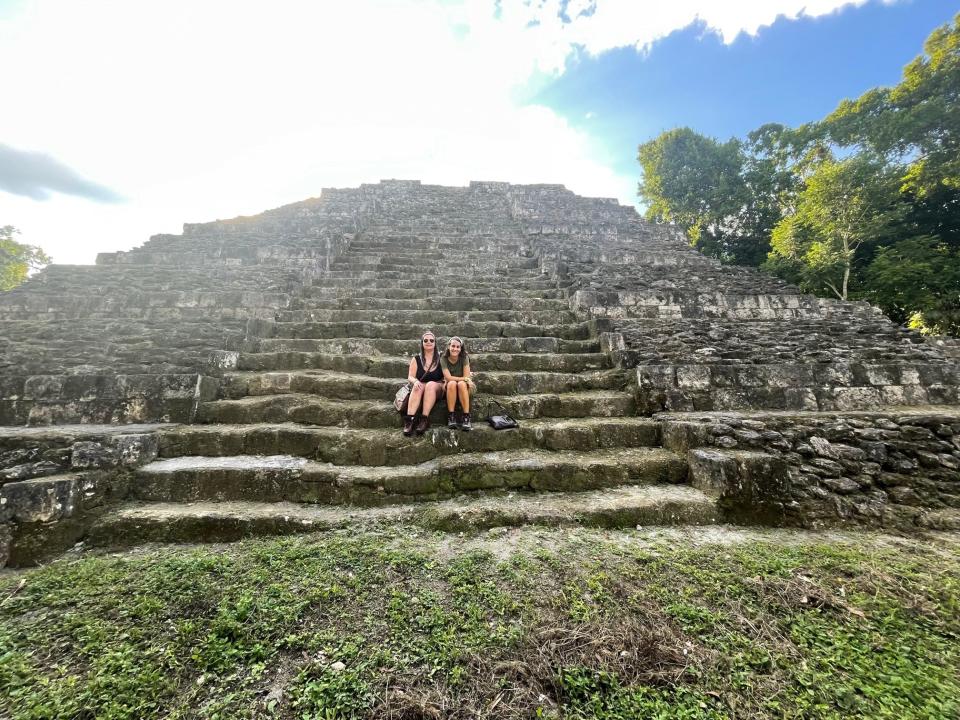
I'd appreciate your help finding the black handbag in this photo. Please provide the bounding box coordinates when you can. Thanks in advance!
[486,400,519,430]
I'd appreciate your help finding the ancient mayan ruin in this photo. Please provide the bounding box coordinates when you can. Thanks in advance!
[1,179,959,566]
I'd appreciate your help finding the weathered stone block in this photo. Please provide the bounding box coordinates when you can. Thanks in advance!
[808,436,837,458]
[113,433,160,466]
[823,386,882,410]
[599,332,625,353]
[783,388,818,411]
[660,421,712,454]
[22,376,63,400]
[823,476,860,495]
[0,474,79,523]
[677,366,711,390]
[636,365,675,389]
[688,449,789,523]
[209,350,240,370]
[70,441,117,469]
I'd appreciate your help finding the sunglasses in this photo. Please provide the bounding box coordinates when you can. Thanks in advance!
[422,338,435,343]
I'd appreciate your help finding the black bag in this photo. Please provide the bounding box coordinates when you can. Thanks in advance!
[486,400,519,430]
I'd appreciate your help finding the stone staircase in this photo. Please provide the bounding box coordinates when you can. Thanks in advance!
[1,179,958,565]
[90,222,718,545]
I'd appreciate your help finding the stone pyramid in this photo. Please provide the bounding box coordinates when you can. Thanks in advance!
[1,180,958,566]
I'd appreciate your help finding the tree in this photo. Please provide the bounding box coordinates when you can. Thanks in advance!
[817,13,960,198]
[864,236,960,335]
[737,123,800,264]
[765,155,906,301]
[637,128,755,264]
[0,226,51,291]
[636,17,960,334]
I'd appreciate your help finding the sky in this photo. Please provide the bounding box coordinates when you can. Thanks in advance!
[0,0,957,265]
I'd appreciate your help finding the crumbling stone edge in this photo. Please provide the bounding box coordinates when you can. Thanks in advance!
[1,426,164,567]
[659,409,960,532]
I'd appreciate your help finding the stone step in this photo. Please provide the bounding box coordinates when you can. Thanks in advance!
[289,296,570,311]
[237,351,612,374]
[321,268,542,280]
[271,320,592,341]
[330,257,538,270]
[0,307,274,322]
[254,336,601,355]
[131,447,687,504]
[158,417,662,465]
[275,308,578,325]
[197,390,636,427]
[94,252,327,266]
[0,317,246,348]
[0,291,290,312]
[331,255,538,269]
[105,245,342,261]
[306,278,560,292]
[219,368,625,400]
[303,286,568,300]
[86,485,719,547]
[348,240,527,253]
[35,264,304,287]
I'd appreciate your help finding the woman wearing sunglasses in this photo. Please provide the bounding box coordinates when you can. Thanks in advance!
[402,331,446,436]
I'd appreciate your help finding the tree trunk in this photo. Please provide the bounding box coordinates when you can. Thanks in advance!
[841,233,852,301]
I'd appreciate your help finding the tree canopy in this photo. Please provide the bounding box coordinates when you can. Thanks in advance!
[637,13,960,335]
[0,225,51,291]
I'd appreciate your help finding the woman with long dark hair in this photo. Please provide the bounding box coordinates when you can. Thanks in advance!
[403,330,445,436]
[441,335,475,430]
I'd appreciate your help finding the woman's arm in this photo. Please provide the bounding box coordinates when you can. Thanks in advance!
[408,357,422,388]
[445,363,472,382]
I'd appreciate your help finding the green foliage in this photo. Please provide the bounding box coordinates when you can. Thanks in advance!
[766,155,906,300]
[638,14,960,334]
[0,225,50,291]
[638,128,767,265]
[2,528,959,719]
[865,236,960,334]
[289,656,375,719]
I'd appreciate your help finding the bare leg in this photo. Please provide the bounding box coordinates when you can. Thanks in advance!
[457,381,470,413]
[446,382,457,412]
[407,384,424,415]
[422,382,443,416]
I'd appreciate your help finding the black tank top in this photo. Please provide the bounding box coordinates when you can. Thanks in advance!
[415,355,444,383]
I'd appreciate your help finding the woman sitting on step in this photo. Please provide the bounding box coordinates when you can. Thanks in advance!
[403,331,446,436]
[441,336,475,431]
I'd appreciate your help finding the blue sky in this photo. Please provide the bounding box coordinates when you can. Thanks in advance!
[532,0,960,182]
[1,0,957,263]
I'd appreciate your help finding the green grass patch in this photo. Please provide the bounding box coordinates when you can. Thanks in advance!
[1,528,958,718]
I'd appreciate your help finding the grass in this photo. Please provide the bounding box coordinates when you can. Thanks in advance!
[1,526,958,719]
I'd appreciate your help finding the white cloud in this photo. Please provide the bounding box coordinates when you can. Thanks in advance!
[481,0,878,70]
[0,0,873,263]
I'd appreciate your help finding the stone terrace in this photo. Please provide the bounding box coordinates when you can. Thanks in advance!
[1,180,959,565]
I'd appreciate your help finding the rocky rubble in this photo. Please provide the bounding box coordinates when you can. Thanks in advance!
[659,409,960,530]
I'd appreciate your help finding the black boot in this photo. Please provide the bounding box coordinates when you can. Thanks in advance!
[415,414,431,435]
[403,414,416,436]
